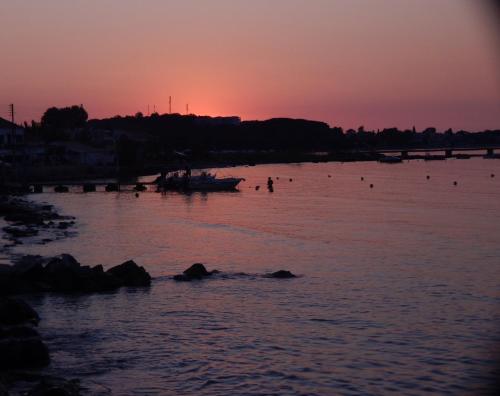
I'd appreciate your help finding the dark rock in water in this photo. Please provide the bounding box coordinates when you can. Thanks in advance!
[12,256,45,281]
[0,338,49,369]
[44,255,82,292]
[4,212,44,225]
[0,265,12,276]
[174,263,216,281]
[0,298,40,326]
[106,260,151,287]
[45,254,80,273]
[0,383,7,396]
[57,222,71,230]
[27,378,80,396]
[184,263,210,277]
[0,325,40,339]
[268,270,296,279]
[0,298,49,371]
[3,226,39,238]
[1,254,151,294]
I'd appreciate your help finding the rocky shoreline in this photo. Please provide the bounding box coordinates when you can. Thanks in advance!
[0,251,152,396]
[0,196,297,395]
[0,196,151,395]
[0,196,76,253]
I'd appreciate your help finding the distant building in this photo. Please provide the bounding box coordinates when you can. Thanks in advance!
[0,117,24,146]
[49,142,116,166]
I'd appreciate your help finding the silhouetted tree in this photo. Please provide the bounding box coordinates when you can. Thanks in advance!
[41,105,88,130]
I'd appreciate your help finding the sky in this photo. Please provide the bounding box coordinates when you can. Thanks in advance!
[0,0,499,131]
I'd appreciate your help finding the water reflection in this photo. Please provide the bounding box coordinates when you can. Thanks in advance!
[14,159,500,395]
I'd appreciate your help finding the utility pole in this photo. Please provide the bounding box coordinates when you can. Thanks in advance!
[8,104,15,145]
[169,96,172,114]
[186,104,189,115]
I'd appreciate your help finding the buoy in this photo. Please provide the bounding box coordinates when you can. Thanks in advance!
[255,186,260,190]
[289,178,293,182]
[276,177,280,180]
[491,174,495,178]
[453,181,457,186]
[426,175,430,180]
[370,184,374,188]
[328,175,331,178]
[361,177,364,181]
[135,192,139,197]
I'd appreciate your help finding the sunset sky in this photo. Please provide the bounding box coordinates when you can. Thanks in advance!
[0,0,499,130]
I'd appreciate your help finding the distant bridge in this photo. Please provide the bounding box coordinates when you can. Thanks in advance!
[355,146,500,158]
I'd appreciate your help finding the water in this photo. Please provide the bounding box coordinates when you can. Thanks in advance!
[13,159,500,395]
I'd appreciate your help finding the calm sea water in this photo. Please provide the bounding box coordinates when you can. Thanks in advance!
[13,159,500,395]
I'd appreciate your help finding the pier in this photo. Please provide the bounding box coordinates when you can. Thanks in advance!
[357,146,500,158]
[22,181,158,194]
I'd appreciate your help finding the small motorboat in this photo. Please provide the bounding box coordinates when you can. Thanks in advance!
[155,171,243,192]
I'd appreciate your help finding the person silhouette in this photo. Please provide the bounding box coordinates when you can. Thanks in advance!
[267,177,274,192]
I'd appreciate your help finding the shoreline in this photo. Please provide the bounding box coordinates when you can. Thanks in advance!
[10,147,498,187]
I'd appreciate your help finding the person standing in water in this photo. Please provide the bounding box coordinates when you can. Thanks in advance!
[267,177,274,192]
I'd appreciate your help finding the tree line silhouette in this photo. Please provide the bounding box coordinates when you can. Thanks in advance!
[23,106,500,168]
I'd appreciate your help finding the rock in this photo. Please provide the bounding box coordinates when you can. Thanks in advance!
[0,265,12,276]
[27,378,80,396]
[184,263,210,278]
[0,298,40,326]
[106,260,151,287]
[0,379,7,396]
[12,260,45,281]
[4,212,44,225]
[81,272,121,292]
[2,226,39,238]
[268,270,296,279]
[45,254,80,273]
[0,325,40,339]
[173,263,215,281]
[0,338,49,369]
[57,222,71,230]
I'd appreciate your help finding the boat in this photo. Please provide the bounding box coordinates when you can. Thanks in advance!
[379,156,402,163]
[155,171,244,192]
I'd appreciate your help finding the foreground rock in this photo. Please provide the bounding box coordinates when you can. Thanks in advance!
[107,260,151,286]
[0,298,49,370]
[0,298,81,395]
[0,254,151,295]
[173,263,218,281]
[27,378,80,396]
[0,379,7,396]
[0,298,40,326]
[266,270,296,279]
